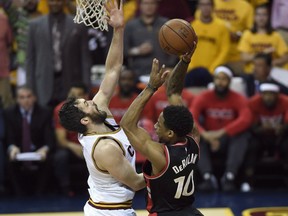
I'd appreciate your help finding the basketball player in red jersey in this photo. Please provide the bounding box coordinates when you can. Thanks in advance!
[121,44,203,216]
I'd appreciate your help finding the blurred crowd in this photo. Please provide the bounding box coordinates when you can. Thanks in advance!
[0,0,288,197]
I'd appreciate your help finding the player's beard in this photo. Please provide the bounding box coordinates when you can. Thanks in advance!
[87,111,107,124]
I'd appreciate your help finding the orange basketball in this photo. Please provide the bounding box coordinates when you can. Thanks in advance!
[159,19,197,56]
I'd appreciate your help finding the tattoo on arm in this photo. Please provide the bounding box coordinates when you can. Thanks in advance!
[167,60,189,97]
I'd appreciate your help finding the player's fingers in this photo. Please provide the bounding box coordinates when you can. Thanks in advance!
[119,0,123,10]
[151,58,159,74]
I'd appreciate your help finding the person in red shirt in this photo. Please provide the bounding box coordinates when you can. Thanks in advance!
[109,68,154,165]
[190,66,252,192]
[149,79,195,124]
[53,82,89,196]
[243,82,288,191]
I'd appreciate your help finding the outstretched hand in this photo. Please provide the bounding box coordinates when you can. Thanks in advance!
[105,0,124,28]
[148,58,169,90]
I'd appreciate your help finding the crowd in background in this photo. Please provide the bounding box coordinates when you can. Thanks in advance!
[0,0,288,197]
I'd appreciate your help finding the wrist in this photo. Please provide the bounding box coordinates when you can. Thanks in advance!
[181,58,190,65]
[146,83,158,92]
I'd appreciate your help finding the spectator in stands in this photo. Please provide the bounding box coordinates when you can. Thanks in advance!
[149,74,195,124]
[212,0,254,75]
[271,0,288,45]
[109,68,152,123]
[124,0,177,78]
[53,83,89,196]
[0,10,14,108]
[26,0,91,108]
[190,66,252,192]
[238,4,288,74]
[109,68,155,166]
[0,98,5,195]
[4,85,54,196]
[1,0,42,86]
[243,53,288,97]
[243,82,288,191]
[187,0,230,85]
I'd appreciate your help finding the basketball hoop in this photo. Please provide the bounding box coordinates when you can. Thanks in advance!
[74,0,108,31]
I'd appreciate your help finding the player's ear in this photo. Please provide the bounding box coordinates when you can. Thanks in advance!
[80,117,89,125]
[168,130,174,138]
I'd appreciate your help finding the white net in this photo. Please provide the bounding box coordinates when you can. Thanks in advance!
[74,0,108,31]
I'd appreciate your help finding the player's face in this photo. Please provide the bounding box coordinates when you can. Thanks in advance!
[261,91,278,109]
[214,72,230,96]
[75,99,107,123]
[16,88,36,111]
[255,7,269,29]
[154,113,170,143]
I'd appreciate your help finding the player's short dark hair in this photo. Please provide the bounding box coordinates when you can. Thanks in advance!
[163,105,194,137]
[59,97,87,134]
[254,53,272,67]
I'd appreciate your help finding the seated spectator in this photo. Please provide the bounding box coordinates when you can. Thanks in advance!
[271,0,288,45]
[4,85,55,196]
[243,53,288,97]
[187,0,230,75]
[109,68,154,165]
[190,66,252,192]
[0,98,5,195]
[238,4,288,74]
[242,83,288,191]
[124,0,177,78]
[149,74,195,124]
[109,68,152,123]
[53,82,89,196]
[212,0,254,75]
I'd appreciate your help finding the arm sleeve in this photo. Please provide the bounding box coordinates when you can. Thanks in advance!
[189,95,206,134]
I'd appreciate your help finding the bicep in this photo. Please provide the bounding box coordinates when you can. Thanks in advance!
[95,141,144,190]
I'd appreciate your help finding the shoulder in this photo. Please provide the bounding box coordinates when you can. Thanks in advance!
[95,138,124,156]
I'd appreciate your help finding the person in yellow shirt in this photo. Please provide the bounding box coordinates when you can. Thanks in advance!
[188,0,230,75]
[213,0,254,75]
[238,4,288,74]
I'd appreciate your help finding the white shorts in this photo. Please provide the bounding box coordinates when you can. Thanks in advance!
[84,201,137,216]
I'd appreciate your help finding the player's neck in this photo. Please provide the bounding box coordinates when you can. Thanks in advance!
[85,122,113,134]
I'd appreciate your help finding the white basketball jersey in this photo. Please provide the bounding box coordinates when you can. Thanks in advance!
[78,117,136,204]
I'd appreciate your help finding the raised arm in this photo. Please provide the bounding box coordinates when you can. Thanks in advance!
[166,43,196,105]
[120,59,169,172]
[93,0,124,111]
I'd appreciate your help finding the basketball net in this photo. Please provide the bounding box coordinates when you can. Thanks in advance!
[74,0,108,31]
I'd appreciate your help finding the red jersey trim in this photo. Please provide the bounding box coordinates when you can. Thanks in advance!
[143,145,170,180]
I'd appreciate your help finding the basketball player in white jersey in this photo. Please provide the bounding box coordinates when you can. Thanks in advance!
[58,0,145,215]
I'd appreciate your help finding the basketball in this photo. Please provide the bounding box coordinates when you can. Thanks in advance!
[159,19,197,56]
